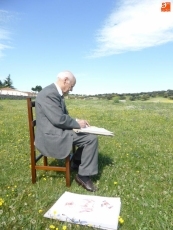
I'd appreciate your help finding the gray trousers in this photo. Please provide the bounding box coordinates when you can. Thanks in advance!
[72,131,98,176]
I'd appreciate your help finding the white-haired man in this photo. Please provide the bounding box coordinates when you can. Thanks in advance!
[35,71,98,192]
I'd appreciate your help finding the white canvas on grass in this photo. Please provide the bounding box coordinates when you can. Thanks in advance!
[44,192,121,230]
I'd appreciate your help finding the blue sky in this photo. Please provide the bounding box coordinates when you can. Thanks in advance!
[0,0,173,95]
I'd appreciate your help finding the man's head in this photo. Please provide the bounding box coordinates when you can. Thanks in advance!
[56,71,76,95]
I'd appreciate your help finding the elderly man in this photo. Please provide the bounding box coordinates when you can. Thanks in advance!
[35,71,98,192]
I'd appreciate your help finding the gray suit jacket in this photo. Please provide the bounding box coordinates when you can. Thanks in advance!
[35,83,80,159]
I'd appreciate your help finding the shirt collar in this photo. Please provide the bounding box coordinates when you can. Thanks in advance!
[54,83,63,96]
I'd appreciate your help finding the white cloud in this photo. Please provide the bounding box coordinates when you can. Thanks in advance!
[90,0,173,57]
[0,10,11,58]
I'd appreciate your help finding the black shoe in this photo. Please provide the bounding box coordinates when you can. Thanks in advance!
[75,174,98,192]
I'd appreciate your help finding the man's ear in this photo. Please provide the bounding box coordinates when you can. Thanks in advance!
[64,77,68,83]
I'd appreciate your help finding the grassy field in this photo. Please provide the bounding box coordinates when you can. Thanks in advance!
[0,99,173,230]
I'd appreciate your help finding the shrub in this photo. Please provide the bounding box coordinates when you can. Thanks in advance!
[129,96,136,101]
[140,94,150,101]
[119,95,126,100]
[113,98,120,103]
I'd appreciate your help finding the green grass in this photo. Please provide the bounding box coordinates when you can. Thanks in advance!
[147,97,173,103]
[0,99,173,230]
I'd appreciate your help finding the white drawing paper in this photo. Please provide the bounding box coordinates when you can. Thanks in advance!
[44,192,121,230]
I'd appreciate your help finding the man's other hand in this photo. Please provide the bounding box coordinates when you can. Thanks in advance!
[77,119,90,128]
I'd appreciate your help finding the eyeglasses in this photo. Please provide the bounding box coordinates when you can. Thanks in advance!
[67,80,74,90]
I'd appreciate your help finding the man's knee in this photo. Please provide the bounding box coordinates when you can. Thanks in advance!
[89,134,98,144]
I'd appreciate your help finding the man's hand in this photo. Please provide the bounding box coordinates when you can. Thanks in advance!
[77,119,90,128]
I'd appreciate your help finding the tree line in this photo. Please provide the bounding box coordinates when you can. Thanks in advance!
[69,90,173,100]
[0,75,42,93]
[0,75,172,99]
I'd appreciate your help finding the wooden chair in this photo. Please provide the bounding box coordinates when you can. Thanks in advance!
[27,97,75,187]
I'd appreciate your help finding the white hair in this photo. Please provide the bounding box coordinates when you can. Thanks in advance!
[57,71,75,81]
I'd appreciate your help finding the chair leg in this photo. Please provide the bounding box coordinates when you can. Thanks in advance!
[31,149,36,183]
[31,166,36,183]
[65,155,71,187]
[43,156,48,166]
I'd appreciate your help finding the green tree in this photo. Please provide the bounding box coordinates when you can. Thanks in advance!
[3,75,15,89]
[31,85,42,93]
[0,80,4,88]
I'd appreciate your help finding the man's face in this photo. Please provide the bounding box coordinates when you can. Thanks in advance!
[63,77,76,95]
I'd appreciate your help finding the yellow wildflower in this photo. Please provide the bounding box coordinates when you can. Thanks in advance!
[119,218,124,224]
[62,226,67,230]
[114,182,118,185]
[0,198,4,206]
[38,209,43,213]
[118,216,124,224]
[49,225,55,229]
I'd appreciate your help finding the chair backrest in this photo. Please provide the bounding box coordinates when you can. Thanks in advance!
[27,98,36,157]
